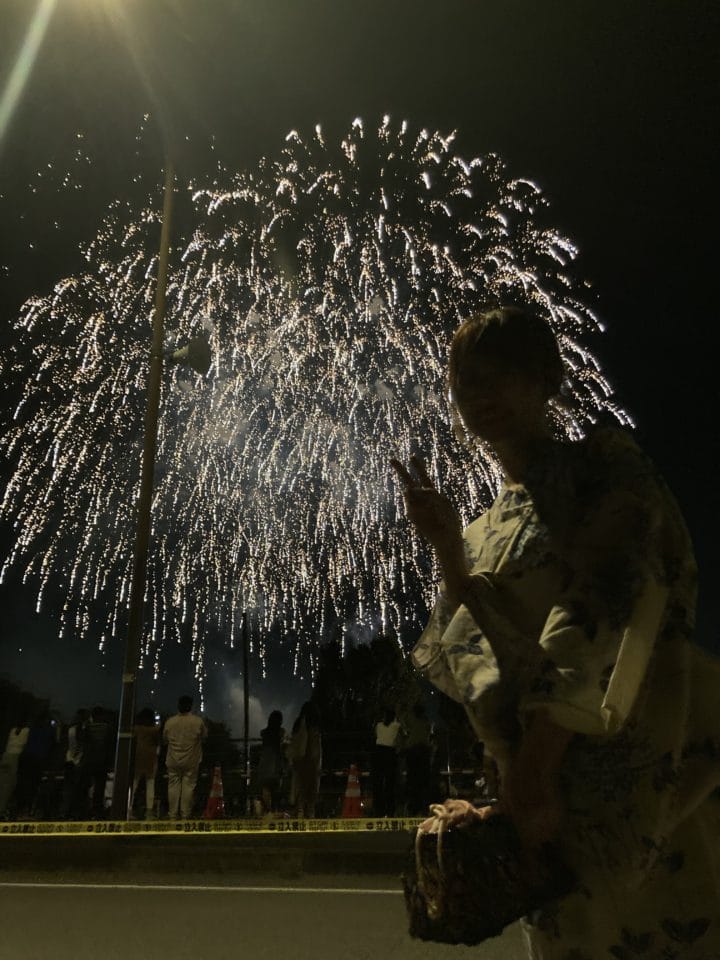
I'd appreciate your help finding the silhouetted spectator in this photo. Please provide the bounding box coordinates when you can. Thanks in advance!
[256,710,286,814]
[131,707,160,819]
[15,712,57,818]
[163,696,207,819]
[403,702,433,815]
[0,720,29,818]
[82,706,112,818]
[60,708,88,819]
[372,707,401,817]
[288,701,322,818]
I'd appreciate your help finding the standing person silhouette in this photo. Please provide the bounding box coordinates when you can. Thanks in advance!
[131,708,161,819]
[60,708,88,820]
[393,306,720,958]
[15,711,59,819]
[256,710,286,815]
[82,707,112,819]
[402,702,433,815]
[0,720,29,817]
[288,702,322,819]
[163,696,207,820]
[372,707,401,817]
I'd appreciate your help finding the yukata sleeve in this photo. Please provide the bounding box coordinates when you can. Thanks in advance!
[413,509,545,704]
[411,506,534,703]
[518,430,682,737]
[412,590,465,702]
[413,572,540,707]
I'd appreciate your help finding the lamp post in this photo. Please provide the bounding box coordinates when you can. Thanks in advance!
[111,161,174,820]
[242,610,251,814]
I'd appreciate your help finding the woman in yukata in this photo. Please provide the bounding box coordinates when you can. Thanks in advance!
[392,306,720,960]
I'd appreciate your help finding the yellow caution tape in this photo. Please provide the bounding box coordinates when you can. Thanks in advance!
[0,817,422,837]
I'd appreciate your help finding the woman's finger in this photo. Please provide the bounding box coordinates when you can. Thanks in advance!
[409,454,434,488]
[390,457,415,489]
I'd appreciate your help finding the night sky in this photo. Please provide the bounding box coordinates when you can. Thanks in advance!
[1,0,718,730]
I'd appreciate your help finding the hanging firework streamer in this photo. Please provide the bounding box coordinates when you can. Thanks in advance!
[0,117,630,687]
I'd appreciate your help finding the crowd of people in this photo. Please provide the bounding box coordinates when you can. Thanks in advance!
[0,695,209,821]
[253,698,485,820]
[1,692,474,822]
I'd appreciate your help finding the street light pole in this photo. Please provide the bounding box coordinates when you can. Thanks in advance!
[242,610,250,814]
[111,161,174,819]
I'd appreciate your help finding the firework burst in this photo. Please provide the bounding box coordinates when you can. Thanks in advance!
[0,117,629,688]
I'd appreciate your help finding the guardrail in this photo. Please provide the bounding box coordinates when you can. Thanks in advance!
[0,762,493,823]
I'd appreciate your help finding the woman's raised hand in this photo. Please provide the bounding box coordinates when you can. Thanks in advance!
[390,454,462,552]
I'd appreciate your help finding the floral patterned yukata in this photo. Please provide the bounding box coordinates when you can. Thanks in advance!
[413,428,720,960]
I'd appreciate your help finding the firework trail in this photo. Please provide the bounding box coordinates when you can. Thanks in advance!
[0,117,629,686]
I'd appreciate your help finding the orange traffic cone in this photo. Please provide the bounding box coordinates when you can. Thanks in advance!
[203,764,226,819]
[342,763,362,818]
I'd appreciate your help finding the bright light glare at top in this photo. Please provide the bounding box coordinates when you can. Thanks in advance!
[0,0,58,152]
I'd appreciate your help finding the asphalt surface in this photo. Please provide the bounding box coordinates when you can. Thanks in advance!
[0,829,527,959]
[0,878,526,960]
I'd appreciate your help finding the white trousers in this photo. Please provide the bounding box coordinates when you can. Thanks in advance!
[167,764,198,818]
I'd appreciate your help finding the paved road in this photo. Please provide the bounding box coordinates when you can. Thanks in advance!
[0,878,526,960]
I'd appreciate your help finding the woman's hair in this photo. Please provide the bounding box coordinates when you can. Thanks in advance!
[293,700,320,733]
[136,707,156,726]
[448,306,564,401]
[267,710,283,728]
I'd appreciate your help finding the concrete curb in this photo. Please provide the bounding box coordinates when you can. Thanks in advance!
[0,830,413,880]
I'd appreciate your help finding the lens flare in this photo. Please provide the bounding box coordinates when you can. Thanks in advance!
[0,117,630,689]
[0,0,58,152]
